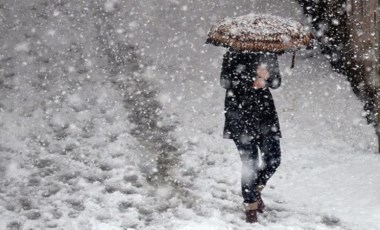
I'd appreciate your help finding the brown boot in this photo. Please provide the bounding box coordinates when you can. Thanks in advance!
[242,201,259,223]
[256,185,265,213]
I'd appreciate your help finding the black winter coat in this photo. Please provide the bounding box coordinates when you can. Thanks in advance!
[220,49,282,141]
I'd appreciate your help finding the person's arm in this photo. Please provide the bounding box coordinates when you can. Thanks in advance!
[220,51,235,89]
[265,55,282,89]
[220,51,251,93]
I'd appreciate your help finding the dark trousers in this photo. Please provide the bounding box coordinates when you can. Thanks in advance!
[232,134,281,203]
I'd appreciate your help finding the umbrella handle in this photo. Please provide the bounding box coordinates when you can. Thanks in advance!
[291,51,296,69]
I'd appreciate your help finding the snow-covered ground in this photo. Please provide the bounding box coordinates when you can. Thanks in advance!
[1,0,380,229]
[157,50,380,230]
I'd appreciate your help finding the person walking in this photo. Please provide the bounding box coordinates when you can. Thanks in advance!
[220,48,282,223]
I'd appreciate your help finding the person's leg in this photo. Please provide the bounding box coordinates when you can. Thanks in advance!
[232,136,261,203]
[256,135,281,187]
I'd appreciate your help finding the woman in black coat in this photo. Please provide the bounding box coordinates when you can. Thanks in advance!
[220,48,282,223]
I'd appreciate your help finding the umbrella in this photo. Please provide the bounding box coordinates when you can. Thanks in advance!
[205,13,314,68]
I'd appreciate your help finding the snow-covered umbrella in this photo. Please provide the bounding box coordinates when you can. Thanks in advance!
[205,13,314,68]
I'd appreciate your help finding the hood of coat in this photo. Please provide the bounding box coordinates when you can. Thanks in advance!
[228,50,278,79]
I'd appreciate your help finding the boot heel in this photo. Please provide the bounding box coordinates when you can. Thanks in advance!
[243,201,259,223]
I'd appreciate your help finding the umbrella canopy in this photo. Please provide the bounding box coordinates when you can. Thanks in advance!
[205,13,314,54]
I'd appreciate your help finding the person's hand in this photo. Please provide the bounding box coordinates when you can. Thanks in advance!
[256,64,269,80]
[252,64,269,89]
[252,78,266,89]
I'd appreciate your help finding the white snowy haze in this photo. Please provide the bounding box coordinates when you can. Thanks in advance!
[1,0,380,229]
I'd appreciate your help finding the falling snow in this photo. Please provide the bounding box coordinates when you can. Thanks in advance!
[0,0,379,230]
